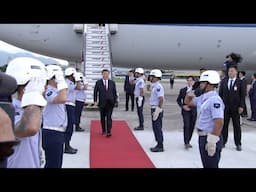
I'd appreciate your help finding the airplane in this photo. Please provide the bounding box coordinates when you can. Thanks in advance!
[0,24,255,77]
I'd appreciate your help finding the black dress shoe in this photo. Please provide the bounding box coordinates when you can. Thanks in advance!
[184,144,192,149]
[64,146,77,154]
[101,131,106,135]
[247,118,256,121]
[106,133,112,137]
[236,145,242,151]
[150,146,164,152]
[134,126,144,130]
[75,126,85,132]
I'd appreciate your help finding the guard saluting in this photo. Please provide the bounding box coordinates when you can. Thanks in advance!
[149,69,164,152]
[42,65,68,168]
[185,70,224,168]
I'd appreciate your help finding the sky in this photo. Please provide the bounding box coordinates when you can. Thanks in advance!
[0,40,69,66]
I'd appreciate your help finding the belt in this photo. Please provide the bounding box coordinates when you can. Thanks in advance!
[151,105,158,109]
[197,129,208,136]
[43,126,66,132]
[65,102,75,106]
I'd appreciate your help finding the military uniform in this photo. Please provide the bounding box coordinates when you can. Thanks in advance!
[7,99,40,168]
[42,85,67,168]
[64,78,77,153]
[150,81,164,152]
[74,81,87,131]
[134,77,145,130]
[192,90,224,168]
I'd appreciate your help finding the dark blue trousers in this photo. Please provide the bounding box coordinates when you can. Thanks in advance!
[151,108,164,144]
[249,96,256,120]
[135,96,144,127]
[199,135,223,168]
[65,104,75,144]
[75,100,84,126]
[42,129,65,168]
[182,109,197,144]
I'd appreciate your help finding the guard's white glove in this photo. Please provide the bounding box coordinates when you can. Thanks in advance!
[21,76,47,108]
[55,72,68,91]
[74,72,81,82]
[152,106,163,121]
[138,96,143,107]
[205,133,220,157]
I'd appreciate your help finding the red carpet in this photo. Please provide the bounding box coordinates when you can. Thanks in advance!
[90,120,155,168]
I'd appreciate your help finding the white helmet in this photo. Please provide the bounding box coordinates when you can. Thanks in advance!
[150,69,162,78]
[46,65,63,80]
[200,70,220,84]
[6,57,47,85]
[135,67,144,74]
[76,72,84,79]
[64,67,76,76]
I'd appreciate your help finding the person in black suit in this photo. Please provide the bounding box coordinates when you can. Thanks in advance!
[248,73,256,121]
[176,76,197,149]
[238,71,248,117]
[124,69,135,111]
[94,69,117,137]
[219,66,246,151]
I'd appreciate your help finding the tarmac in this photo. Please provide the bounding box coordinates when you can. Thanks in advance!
[62,79,256,168]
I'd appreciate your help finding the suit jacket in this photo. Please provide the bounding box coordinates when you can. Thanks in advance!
[219,77,246,110]
[124,75,135,94]
[249,80,256,99]
[94,79,118,108]
[176,87,196,111]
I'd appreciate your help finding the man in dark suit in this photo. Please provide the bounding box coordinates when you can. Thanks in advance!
[248,73,256,121]
[176,76,197,149]
[219,66,246,151]
[238,71,248,117]
[94,69,117,137]
[124,69,135,111]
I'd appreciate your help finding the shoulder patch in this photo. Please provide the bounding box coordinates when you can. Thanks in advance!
[47,91,53,97]
[213,103,220,108]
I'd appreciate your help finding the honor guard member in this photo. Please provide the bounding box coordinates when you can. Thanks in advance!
[64,67,81,154]
[133,68,145,130]
[149,69,164,152]
[185,70,224,168]
[74,72,88,132]
[5,57,47,168]
[42,65,68,168]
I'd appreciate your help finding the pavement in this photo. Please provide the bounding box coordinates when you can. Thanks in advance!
[62,79,256,168]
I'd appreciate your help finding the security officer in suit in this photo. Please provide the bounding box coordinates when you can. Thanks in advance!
[94,69,117,137]
[238,71,248,117]
[185,70,224,168]
[219,65,245,151]
[133,68,145,130]
[124,69,135,111]
[176,76,197,149]
[149,69,165,152]
[42,65,68,168]
[248,73,256,121]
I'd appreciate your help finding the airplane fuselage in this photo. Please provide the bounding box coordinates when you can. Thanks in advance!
[0,24,255,72]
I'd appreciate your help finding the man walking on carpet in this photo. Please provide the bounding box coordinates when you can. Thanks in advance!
[94,69,118,137]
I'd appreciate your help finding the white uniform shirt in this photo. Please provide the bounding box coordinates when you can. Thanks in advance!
[150,81,164,106]
[7,99,40,168]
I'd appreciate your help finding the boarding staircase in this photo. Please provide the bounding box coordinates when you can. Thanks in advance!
[82,24,113,107]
